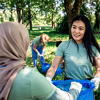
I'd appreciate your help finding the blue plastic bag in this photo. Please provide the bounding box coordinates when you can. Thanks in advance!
[52,79,95,100]
[55,65,64,76]
[41,63,51,73]
[41,63,64,76]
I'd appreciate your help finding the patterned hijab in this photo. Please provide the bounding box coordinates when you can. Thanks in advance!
[0,22,30,100]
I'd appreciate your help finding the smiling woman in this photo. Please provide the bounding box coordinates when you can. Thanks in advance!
[46,15,100,100]
[71,20,86,44]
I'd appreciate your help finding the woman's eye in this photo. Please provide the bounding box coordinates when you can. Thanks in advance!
[79,28,83,30]
[73,27,76,29]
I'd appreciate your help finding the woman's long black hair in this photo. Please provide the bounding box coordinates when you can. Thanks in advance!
[71,15,100,63]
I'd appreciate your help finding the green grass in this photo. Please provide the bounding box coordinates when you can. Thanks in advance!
[94,34,100,46]
[26,26,100,99]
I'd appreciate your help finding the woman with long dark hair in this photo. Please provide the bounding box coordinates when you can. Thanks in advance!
[46,16,100,99]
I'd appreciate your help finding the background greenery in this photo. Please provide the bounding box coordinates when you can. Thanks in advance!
[0,0,100,33]
[26,26,100,100]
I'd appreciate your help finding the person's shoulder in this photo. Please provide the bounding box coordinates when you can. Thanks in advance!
[58,39,71,51]
[92,45,100,53]
[91,45,100,57]
[33,36,40,42]
[61,39,71,45]
[35,36,40,39]
[92,45,97,51]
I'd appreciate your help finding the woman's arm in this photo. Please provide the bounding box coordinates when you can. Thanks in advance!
[43,43,46,50]
[46,56,63,79]
[91,56,100,91]
[48,82,82,100]
[33,44,38,53]
[94,56,100,77]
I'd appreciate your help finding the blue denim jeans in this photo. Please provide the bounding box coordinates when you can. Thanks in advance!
[31,43,45,67]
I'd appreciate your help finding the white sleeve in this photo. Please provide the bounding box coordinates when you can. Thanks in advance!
[47,85,79,100]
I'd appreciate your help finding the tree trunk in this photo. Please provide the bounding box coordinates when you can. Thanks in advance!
[52,12,55,28]
[94,5,100,29]
[22,9,24,24]
[28,4,32,30]
[64,0,83,38]
[16,6,21,23]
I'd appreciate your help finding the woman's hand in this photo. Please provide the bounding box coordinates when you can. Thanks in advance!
[37,52,43,56]
[91,77,100,91]
[69,82,82,93]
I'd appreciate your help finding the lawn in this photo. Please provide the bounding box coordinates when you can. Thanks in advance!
[26,26,100,99]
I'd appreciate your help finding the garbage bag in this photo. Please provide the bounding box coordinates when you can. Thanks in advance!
[52,79,95,100]
[41,63,51,73]
[55,65,64,76]
[41,63,64,76]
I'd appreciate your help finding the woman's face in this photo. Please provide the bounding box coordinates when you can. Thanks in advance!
[71,20,86,44]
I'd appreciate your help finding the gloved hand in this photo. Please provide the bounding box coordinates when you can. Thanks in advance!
[69,82,82,93]
[37,52,43,56]
[42,50,45,55]
[91,77,100,91]
[46,76,52,83]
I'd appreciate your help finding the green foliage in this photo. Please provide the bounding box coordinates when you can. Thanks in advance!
[80,1,96,27]
[56,15,69,34]
[93,28,100,34]
[95,86,100,100]
[89,0,100,29]
[9,13,14,21]
[0,16,4,22]
[80,2,89,16]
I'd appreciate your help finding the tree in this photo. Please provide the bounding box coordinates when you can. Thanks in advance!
[6,0,24,23]
[39,0,60,28]
[90,0,100,29]
[80,1,94,23]
[64,0,83,37]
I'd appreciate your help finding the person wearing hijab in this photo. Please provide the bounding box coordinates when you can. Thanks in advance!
[0,22,82,100]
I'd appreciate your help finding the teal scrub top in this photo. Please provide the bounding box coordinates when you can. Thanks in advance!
[56,39,100,80]
[33,36,45,46]
[8,67,55,100]
[7,66,80,100]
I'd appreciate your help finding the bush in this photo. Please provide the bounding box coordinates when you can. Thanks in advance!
[93,28,100,34]
[56,15,69,34]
